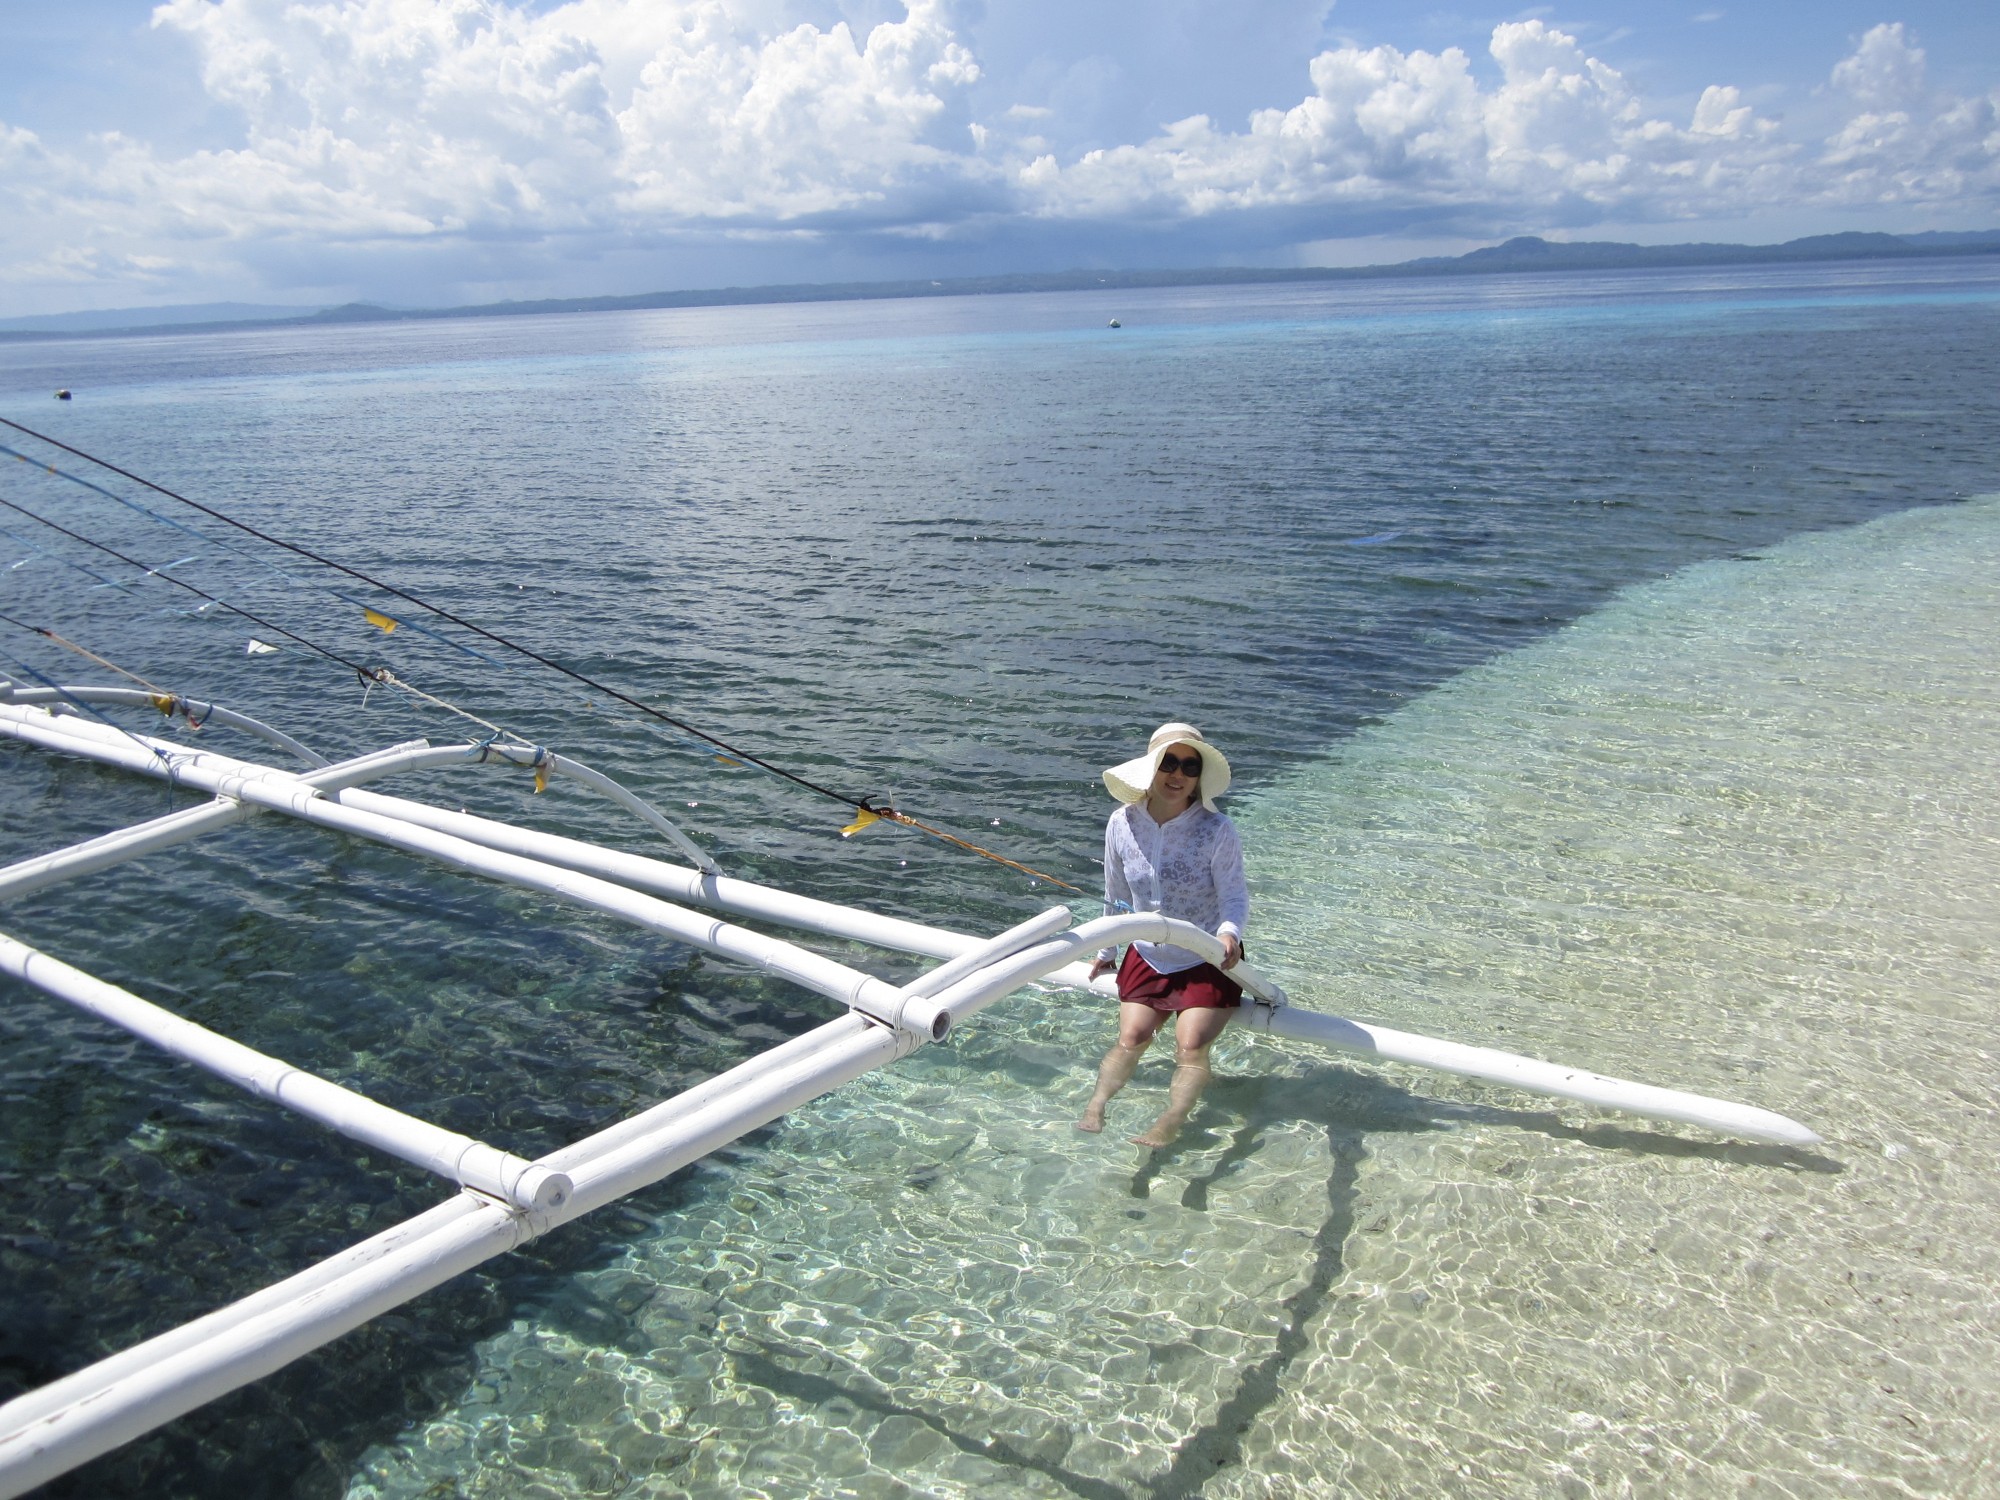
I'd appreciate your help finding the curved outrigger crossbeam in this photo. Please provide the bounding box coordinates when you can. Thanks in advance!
[0,687,1820,1496]
[0,680,719,873]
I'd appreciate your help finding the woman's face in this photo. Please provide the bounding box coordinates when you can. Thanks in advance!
[1150,741,1203,809]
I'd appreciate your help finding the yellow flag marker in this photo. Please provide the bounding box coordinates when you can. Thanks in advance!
[840,809,880,838]
[363,608,400,634]
[714,755,743,768]
[534,762,550,794]
[149,694,175,716]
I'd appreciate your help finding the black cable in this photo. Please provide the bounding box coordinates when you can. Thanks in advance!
[1,421,1092,891]
[0,416,872,813]
[0,489,376,678]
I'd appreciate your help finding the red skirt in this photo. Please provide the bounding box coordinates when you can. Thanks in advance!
[1116,945,1243,1012]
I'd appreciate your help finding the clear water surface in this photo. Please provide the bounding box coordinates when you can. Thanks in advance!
[0,258,1995,1497]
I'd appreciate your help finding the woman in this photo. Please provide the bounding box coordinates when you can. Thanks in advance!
[1077,722,1248,1148]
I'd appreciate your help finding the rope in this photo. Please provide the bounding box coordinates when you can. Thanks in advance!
[0,488,376,678]
[0,442,499,668]
[878,811,1084,893]
[20,624,171,696]
[0,419,1092,892]
[0,622,182,778]
[370,668,515,742]
[0,488,537,761]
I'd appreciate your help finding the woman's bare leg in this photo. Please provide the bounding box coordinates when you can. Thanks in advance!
[1078,1003,1164,1132]
[1131,1005,1231,1148]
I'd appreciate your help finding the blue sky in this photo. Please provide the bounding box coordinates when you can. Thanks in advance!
[2,1,1995,316]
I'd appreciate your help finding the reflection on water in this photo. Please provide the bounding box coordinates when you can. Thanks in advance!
[5,264,1996,1494]
[344,500,1999,1496]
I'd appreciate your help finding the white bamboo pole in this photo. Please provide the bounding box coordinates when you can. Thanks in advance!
[333,780,987,960]
[1,688,711,869]
[0,704,1008,965]
[0,739,433,903]
[0,683,328,766]
[1241,1006,1825,1147]
[0,932,570,1211]
[519,748,719,874]
[0,705,940,1037]
[0,798,250,903]
[0,1014,909,1500]
[0,1197,490,1438]
[897,905,1074,999]
[908,914,1821,1146]
[0,703,1828,1493]
[0,1012,899,1450]
[0,703,1822,1142]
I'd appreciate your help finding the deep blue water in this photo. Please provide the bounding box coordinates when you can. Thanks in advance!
[0,258,1996,1497]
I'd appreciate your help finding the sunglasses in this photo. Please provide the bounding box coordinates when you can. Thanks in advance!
[1157,752,1204,778]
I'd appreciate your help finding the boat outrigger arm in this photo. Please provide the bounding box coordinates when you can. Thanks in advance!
[0,685,1820,1496]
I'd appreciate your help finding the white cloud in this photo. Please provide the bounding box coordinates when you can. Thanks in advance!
[1818,26,2000,207]
[1017,22,1800,223]
[1830,21,1927,110]
[0,0,993,303]
[143,0,984,229]
[1017,20,1999,233]
[0,8,1994,309]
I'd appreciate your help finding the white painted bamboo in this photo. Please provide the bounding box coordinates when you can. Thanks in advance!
[0,739,433,903]
[0,705,938,1036]
[333,781,988,960]
[0,703,1821,1141]
[555,1015,912,1218]
[0,1013,894,1453]
[537,1015,893,1172]
[0,799,250,903]
[0,931,571,1211]
[521,748,719,874]
[898,906,1074,999]
[0,1015,907,1499]
[0,682,328,766]
[0,703,1001,964]
[1241,1006,1824,1146]
[0,1197,492,1437]
[909,914,1821,1146]
[1,703,918,954]
[0,696,719,882]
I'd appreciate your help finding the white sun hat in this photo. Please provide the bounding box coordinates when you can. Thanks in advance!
[1103,722,1233,812]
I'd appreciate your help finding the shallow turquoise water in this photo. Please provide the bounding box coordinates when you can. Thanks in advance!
[338,495,2000,1499]
[0,261,1996,1495]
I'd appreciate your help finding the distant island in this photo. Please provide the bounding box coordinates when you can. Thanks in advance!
[6,228,1997,343]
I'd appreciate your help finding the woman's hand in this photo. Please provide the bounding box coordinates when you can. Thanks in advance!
[1089,956,1116,980]
[1218,933,1243,971]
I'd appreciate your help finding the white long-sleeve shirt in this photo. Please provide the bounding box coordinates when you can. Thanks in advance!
[1099,801,1249,974]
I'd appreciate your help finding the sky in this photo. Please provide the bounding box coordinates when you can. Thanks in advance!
[1,0,1996,316]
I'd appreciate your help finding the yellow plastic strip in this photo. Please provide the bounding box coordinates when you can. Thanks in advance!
[839,809,881,838]
[363,607,400,634]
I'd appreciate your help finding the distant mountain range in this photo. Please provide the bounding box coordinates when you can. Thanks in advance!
[0,301,321,336]
[6,229,1997,343]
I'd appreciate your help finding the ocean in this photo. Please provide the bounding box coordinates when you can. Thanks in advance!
[1,257,1996,1497]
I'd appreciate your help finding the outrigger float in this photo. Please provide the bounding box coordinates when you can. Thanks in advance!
[0,682,1819,1496]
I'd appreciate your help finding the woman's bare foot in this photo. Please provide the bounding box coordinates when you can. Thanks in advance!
[1079,1038,1148,1136]
[1129,1060,1209,1149]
